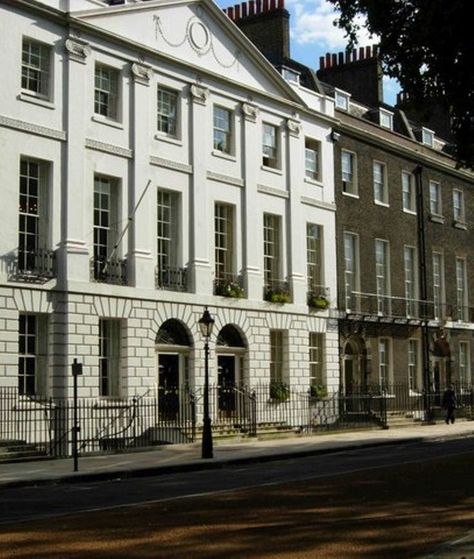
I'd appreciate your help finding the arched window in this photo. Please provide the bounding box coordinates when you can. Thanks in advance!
[156,319,191,346]
[216,325,246,348]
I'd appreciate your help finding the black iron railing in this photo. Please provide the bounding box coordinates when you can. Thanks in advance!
[345,291,436,321]
[92,257,127,285]
[156,266,188,292]
[13,248,56,282]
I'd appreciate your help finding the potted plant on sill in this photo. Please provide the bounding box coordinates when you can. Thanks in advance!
[265,287,291,304]
[309,294,330,310]
[216,280,245,298]
[269,382,290,402]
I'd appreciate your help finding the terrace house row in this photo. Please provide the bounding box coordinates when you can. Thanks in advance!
[0,0,340,421]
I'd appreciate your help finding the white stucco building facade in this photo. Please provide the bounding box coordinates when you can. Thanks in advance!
[0,0,339,417]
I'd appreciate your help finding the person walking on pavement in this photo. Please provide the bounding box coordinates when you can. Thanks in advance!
[442,384,457,424]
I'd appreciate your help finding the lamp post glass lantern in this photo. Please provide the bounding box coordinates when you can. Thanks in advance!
[199,307,215,459]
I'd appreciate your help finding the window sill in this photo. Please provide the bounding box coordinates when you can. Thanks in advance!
[304,177,323,188]
[374,200,390,208]
[454,220,467,230]
[154,133,182,146]
[403,208,417,216]
[91,115,124,130]
[212,149,236,162]
[342,191,359,199]
[261,164,282,176]
[429,214,445,224]
[18,92,55,110]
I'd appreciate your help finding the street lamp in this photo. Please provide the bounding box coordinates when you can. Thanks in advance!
[198,307,215,459]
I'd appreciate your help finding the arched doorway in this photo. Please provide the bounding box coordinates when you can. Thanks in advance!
[155,319,192,419]
[216,325,247,415]
[342,336,366,394]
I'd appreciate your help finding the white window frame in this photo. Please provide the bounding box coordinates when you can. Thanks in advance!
[157,86,179,137]
[215,202,234,279]
[281,66,300,84]
[270,330,285,385]
[375,239,391,315]
[459,341,471,386]
[373,161,388,205]
[402,171,416,213]
[309,332,325,387]
[456,257,468,322]
[157,189,179,274]
[99,319,121,398]
[341,150,358,196]
[93,175,119,279]
[429,180,442,217]
[408,339,421,392]
[335,88,350,111]
[344,232,360,311]
[453,189,465,223]
[263,213,281,286]
[307,223,323,291]
[262,123,279,169]
[213,106,233,154]
[94,63,120,121]
[432,252,445,320]
[404,246,418,318]
[379,109,393,130]
[305,138,321,182]
[378,337,392,387]
[21,37,51,99]
[422,127,434,147]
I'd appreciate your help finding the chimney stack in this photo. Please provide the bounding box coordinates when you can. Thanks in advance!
[317,45,384,107]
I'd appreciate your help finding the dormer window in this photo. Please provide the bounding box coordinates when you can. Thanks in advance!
[379,109,393,130]
[281,67,300,84]
[335,89,350,111]
[422,127,434,147]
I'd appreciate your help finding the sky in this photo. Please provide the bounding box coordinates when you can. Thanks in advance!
[215,0,400,106]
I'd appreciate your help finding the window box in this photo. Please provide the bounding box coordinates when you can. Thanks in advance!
[269,382,290,403]
[265,284,291,304]
[309,294,330,310]
[215,278,244,298]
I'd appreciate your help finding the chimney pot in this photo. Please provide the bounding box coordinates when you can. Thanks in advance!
[319,56,325,70]
[235,3,240,18]
[345,50,351,63]
[359,46,365,60]
[325,52,331,68]
[241,1,247,17]
[270,0,276,10]
[332,53,337,66]
[277,0,284,8]
[249,0,255,15]
[338,52,344,65]
[263,0,269,12]
[352,48,357,61]
[255,0,261,13]
[366,45,371,59]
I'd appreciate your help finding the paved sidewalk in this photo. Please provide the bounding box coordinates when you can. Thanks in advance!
[0,421,473,490]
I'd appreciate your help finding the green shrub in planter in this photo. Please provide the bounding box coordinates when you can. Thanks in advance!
[309,295,329,310]
[270,291,291,304]
[310,384,328,400]
[216,281,244,298]
[270,382,290,402]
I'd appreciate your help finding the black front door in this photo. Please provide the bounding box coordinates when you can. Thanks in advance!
[218,356,235,413]
[159,354,179,419]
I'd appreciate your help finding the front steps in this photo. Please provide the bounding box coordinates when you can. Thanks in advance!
[0,440,48,463]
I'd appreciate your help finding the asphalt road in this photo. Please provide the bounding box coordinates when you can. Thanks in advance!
[0,436,473,558]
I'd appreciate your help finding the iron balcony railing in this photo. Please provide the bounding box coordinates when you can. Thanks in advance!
[92,256,127,285]
[434,303,474,323]
[345,291,436,321]
[155,266,188,292]
[214,273,245,298]
[14,248,56,282]
[264,279,291,303]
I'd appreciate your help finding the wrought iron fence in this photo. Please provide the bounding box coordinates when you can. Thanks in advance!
[92,256,127,285]
[1,383,473,459]
[10,248,56,282]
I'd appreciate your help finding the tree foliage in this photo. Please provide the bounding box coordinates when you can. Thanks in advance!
[328,0,474,169]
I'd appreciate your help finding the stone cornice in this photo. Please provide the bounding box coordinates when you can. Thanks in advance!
[300,196,336,212]
[150,155,193,174]
[338,116,474,184]
[0,115,66,141]
[257,184,289,199]
[85,138,133,159]
[207,171,244,187]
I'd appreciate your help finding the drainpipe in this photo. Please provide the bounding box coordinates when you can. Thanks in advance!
[414,165,432,422]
